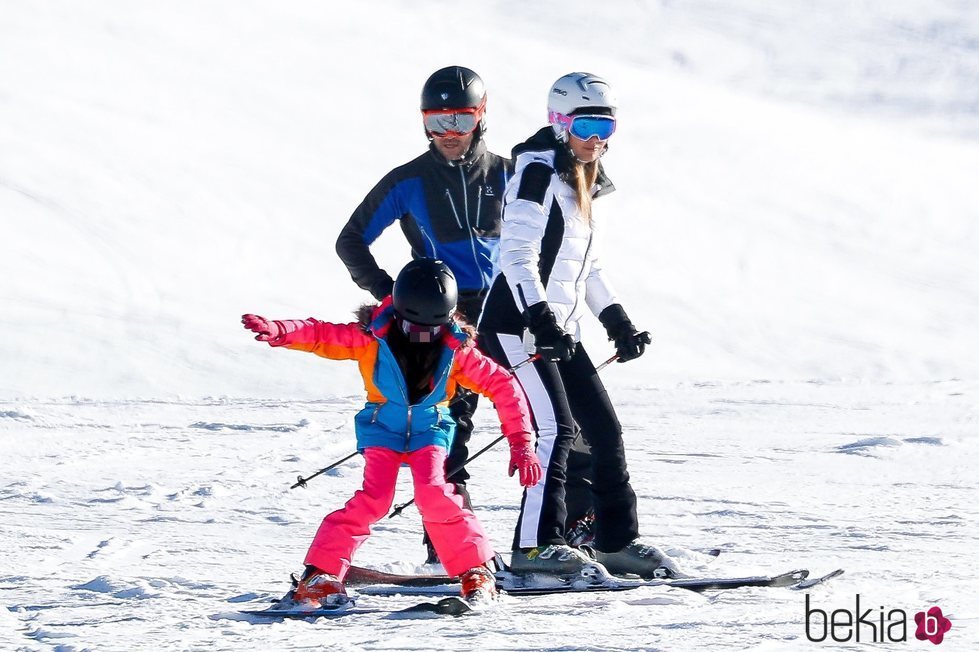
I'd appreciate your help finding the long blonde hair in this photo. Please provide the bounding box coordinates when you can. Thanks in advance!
[572,160,600,224]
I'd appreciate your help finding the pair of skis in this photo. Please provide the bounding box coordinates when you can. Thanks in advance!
[241,563,844,619]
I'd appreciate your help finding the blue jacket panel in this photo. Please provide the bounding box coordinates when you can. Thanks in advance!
[353,304,468,453]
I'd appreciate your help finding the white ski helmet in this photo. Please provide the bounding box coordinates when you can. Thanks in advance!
[548,72,618,142]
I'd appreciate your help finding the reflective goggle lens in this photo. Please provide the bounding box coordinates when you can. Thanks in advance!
[399,317,444,343]
[568,115,616,141]
[423,110,479,136]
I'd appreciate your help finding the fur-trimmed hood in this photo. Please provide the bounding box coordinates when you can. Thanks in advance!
[355,296,476,348]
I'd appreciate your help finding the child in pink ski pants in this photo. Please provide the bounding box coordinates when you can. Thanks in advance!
[242,294,541,585]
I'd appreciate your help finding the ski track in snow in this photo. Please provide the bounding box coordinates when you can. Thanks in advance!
[1,380,976,651]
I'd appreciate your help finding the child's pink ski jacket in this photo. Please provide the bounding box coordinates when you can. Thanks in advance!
[264,297,533,452]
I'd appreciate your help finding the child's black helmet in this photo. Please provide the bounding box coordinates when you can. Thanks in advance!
[392,258,458,326]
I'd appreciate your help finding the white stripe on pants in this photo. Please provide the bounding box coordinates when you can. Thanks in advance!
[495,333,558,549]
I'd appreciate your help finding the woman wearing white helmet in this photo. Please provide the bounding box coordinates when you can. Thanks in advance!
[479,73,668,580]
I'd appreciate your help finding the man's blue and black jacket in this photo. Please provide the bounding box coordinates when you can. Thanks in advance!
[336,139,512,315]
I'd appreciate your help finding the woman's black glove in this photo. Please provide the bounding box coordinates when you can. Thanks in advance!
[599,304,651,363]
[525,302,576,363]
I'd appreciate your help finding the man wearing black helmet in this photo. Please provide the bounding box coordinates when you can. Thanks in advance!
[336,65,512,564]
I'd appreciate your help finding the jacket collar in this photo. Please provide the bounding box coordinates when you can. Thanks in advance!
[513,126,616,198]
[426,137,487,169]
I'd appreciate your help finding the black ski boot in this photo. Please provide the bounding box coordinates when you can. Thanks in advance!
[581,540,682,579]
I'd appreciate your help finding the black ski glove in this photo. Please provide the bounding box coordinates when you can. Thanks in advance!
[525,302,576,363]
[371,276,395,302]
[599,304,651,363]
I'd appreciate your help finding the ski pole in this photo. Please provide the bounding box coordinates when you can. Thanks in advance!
[594,330,650,372]
[388,433,506,518]
[387,349,611,517]
[596,354,619,371]
[507,353,541,372]
[291,355,539,492]
[291,451,360,489]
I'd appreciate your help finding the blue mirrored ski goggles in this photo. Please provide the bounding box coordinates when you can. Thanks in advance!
[567,114,616,141]
[550,111,617,141]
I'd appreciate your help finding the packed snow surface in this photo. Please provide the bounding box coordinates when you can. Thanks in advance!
[3,381,977,650]
[2,0,978,650]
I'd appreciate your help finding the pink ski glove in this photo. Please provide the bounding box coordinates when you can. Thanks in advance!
[241,314,282,342]
[508,437,542,487]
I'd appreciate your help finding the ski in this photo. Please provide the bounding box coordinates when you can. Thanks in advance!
[394,596,477,617]
[500,568,807,595]
[345,565,455,587]
[354,567,843,598]
[241,599,381,619]
[345,548,723,587]
[791,568,846,590]
[239,568,845,620]
[239,594,488,620]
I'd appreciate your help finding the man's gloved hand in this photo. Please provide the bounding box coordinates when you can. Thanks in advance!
[241,314,283,342]
[372,276,395,302]
[599,304,651,363]
[507,435,543,487]
[525,302,576,363]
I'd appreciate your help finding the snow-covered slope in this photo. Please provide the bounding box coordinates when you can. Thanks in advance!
[3,2,979,650]
[2,382,977,650]
[2,1,977,398]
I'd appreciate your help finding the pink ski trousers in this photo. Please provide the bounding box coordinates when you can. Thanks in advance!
[304,445,494,578]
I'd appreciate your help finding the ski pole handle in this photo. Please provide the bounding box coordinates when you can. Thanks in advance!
[291,450,359,489]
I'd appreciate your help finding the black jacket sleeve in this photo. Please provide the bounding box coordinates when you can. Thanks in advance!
[335,171,405,300]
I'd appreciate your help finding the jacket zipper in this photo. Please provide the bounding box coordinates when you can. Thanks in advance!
[370,403,381,423]
[459,167,486,292]
[475,185,483,230]
[398,377,410,451]
[382,339,412,452]
[445,189,463,229]
[406,405,413,451]
[412,353,455,448]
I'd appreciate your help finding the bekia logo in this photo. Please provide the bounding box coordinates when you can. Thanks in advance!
[805,594,952,645]
[915,607,952,645]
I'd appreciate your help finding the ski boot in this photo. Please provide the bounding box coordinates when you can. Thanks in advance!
[580,540,682,579]
[565,510,596,547]
[509,544,613,586]
[287,566,350,608]
[424,539,442,567]
[460,565,498,605]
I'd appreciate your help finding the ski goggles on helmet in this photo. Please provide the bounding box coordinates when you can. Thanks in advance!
[422,101,485,137]
[550,111,617,141]
[398,317,444,343]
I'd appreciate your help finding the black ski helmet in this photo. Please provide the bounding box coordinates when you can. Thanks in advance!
[392,258,458,326]
[420,66,487,136]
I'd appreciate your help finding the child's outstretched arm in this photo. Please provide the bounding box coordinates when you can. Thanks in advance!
[242,314,281,342]
[452,346,542,487]
[241,314,370,360]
